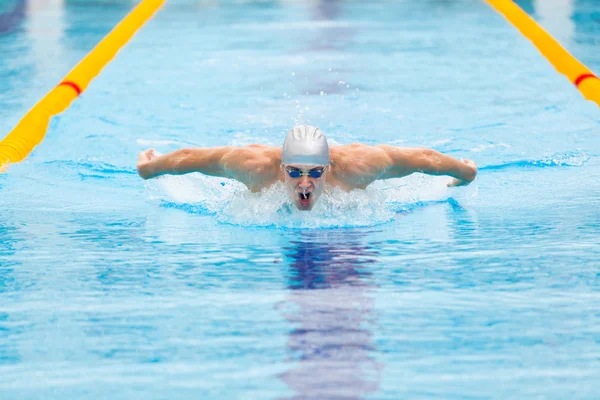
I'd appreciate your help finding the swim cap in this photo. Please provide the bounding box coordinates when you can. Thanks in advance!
[282,125,330,166]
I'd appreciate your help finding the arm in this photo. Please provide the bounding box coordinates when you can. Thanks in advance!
[376,145,477,186]
[136,147,234,180]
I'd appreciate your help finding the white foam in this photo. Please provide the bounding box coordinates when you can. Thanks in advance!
[147,171,457,229]
[470,142,511,152]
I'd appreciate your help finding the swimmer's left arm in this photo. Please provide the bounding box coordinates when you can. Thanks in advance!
[375,145,477,186]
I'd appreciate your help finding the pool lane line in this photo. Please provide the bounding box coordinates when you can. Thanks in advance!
[0,0,166,172]
[484,0,600,107]
[59,81,82,96]
[574,73,598,88]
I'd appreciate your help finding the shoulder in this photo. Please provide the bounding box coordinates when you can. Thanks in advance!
[221,145,281,166]
[220,145,281,187]
[330,143,391,168]
[328,144,392,188]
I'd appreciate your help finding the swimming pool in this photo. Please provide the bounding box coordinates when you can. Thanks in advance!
[1,0,600,398]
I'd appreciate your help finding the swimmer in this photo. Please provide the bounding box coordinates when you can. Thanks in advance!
[137,125,477,211]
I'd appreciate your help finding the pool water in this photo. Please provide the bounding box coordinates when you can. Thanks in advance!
[1,0,600,398]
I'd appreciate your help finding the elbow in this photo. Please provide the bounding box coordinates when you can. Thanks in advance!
[419,148,441,173]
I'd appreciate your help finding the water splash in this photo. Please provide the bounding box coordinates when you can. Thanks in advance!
[146,173,240,215]
[219,182,395,229]
[146,172,455,229]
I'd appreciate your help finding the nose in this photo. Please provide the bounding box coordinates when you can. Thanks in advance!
[298,176,312,189]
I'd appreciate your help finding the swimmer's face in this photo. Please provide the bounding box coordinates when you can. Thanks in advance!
[281,164,328,211]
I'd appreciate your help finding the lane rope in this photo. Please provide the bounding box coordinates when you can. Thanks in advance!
[484,0,600,107]
[0,0,166,171]
[574,73,598,88]
[58,81,82,96]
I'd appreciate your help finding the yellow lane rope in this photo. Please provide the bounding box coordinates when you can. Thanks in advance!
[484,0,600,107]
[0,0,166,172]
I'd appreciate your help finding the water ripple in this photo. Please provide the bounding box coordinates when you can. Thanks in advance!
[481,151,590,171]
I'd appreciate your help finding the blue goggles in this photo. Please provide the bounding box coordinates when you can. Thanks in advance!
[284,166,326,179]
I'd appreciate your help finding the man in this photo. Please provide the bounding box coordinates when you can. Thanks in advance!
[137,125,477,211]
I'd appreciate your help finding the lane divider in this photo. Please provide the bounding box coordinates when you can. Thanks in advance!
[484,0,600,107]
[59,81,83,96]
[574,73,598,88]
[0,0,166,172]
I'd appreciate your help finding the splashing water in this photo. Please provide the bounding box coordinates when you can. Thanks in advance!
[146,170,456,229]
[220,182,396,229]
[141,150,587,229]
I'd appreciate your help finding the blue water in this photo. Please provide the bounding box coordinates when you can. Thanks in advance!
[1,0,600,398]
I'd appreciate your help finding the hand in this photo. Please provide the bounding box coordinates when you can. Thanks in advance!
[137,148,157,164]
[137,148,157,179]
[447,159,477,187]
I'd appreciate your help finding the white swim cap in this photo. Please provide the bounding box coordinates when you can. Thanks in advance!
[282,125,330,166]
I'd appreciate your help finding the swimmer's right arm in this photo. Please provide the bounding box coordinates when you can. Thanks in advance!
[136,147,234,180]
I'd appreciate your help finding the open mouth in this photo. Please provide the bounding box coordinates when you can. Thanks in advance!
[298,192,311,206]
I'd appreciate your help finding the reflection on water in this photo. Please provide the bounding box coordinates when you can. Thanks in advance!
[301,0,358,99]
[312,0,340,21]
[280,230,381,400]
[0,0,26,34]
[310,0,348,53]
[534,0,575,44]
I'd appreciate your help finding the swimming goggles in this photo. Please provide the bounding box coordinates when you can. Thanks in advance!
[284,166,326,179]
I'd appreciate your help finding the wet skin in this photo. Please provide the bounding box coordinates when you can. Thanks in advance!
[137,143,477,211]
